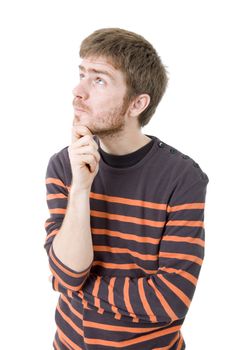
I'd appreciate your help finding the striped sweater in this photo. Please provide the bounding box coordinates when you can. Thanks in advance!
[44,134,209,350]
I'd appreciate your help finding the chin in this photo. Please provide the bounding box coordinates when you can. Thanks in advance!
[74,119,95,134]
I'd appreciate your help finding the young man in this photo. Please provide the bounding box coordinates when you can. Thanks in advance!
[44,28,209,350]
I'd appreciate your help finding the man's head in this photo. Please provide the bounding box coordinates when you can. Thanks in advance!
[72,28,168,136]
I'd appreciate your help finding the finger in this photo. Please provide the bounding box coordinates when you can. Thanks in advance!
[79,154,97,172]
[72,134,97,149]
[71,125,93,144]
[70,145,101,163]
[74,134,93,146]
[73,144,97,156]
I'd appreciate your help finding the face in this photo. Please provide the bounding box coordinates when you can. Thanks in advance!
[72,56,131,137]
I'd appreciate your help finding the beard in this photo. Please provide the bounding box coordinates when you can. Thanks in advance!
[74,96,130,138]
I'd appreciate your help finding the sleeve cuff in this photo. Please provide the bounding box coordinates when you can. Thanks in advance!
[48,244,93,291]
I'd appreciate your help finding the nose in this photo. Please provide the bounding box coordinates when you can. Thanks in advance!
[72,82,89,100]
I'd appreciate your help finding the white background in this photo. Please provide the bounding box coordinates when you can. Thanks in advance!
[0,0,232,349]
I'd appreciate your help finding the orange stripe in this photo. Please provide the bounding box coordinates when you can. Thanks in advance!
[138,278,157,322]
[90,191,167,210]
[166,220,204,227]
[77,290,92,311]
[54,338,60,350]
[54,277,59,291]
[177,333,184,350]
[49,208,66,214]
[56,326,82,350]
[114,313,121,320]
[108,277,122,319]
[148,279,178,321]
[49,246,91,278]
[159,251,203,266]
[87,276,121,319]
[93,245,158,261]
[44,220,55,228]
[92,276,104,314]
[49,265,85,292]
[167,202,205,213]
[158,275,191,308]
[58,335,73,350]
[46,188,204,212]
[108,276,115,307]
[152,332,180,349]
[47,193,68,200]
[46,177,66,188]
[89,191,204,215]
[63,340,73,350]
[56,303,83,337]
[82,298,88,309]
[84,325,181,347]
[163,235,204,247]
[159,267,197,286]
[83,319,167,333]
[45,228,59,241]
[91,210,164,227]
[91,227,160,245]
[123,277,139,322]
[67,289,73,298]
[92,260,157,274]
[61,294,83,320]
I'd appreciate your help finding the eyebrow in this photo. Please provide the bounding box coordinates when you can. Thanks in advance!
[79,65,115,81]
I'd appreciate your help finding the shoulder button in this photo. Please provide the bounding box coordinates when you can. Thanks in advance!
[170,148,177,154]
[182,154,190,159]
[201,173,208,180]
[158,141,165,148]
[193,161,200,168]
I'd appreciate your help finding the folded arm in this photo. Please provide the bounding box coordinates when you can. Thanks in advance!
[44,153,93,293]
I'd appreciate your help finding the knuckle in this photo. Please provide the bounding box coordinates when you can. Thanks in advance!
[85,134,92,142]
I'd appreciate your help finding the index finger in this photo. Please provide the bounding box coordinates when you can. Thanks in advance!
[71,124,93,143]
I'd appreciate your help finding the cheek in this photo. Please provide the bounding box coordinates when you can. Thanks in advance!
[93,95,116,111]
[100,92,124,107]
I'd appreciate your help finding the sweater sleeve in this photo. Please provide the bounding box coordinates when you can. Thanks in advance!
[82,172,209,324]
[44,152,92,293]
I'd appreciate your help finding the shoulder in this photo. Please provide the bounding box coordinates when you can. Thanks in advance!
[153,136,209,184]
[50,145,69,163]
[46,146,71,185]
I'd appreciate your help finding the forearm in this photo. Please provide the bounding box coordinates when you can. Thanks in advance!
[52,185,94,273]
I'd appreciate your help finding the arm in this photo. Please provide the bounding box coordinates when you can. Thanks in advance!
[82,174,209,324]
[44,153,93,293]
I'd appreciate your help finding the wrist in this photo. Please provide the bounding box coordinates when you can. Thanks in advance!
[69,184,90,197]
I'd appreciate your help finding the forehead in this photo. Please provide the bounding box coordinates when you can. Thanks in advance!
[79,56,125,82]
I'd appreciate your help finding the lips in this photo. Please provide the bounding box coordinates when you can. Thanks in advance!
[73,103,89,113]
[74,107,86,113]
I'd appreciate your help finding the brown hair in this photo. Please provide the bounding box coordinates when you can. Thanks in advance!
[79,28,169,127]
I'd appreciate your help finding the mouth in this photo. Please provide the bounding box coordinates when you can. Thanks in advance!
[74,107,87,113]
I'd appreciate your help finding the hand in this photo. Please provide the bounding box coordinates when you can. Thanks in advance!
[68,125,100,191]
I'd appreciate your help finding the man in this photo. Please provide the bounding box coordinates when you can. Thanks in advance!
[44,28,209,350]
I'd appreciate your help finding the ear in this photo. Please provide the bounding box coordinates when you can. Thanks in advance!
[128,94,151,117]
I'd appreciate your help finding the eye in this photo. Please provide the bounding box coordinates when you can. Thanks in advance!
[95,77,105,85]
[79,73,85,80]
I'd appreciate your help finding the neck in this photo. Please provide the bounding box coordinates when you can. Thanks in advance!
[98,129,151,155]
